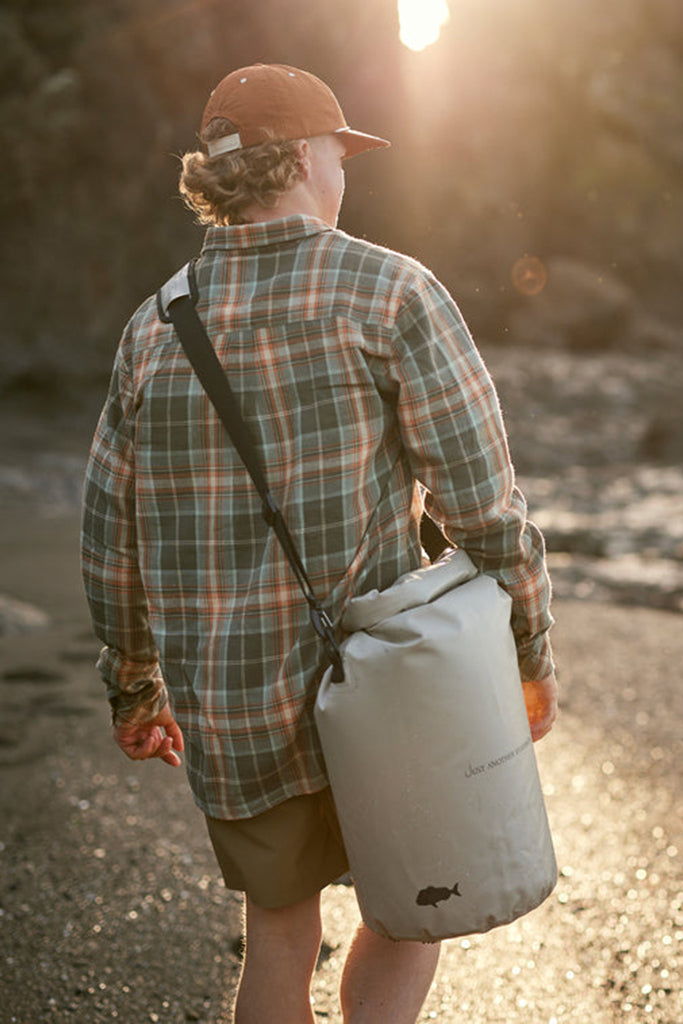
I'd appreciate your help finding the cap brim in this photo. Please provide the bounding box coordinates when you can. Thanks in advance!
[334,127,391,159]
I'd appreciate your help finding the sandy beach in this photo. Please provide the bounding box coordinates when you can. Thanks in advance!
[2,395,683,1023]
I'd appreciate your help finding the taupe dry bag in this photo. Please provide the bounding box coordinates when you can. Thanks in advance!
[315,549,557,942]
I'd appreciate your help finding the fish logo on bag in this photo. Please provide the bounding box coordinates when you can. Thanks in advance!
[416,883,462,908]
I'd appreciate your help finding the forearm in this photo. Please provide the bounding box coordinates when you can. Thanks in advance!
[82,525,166,723]
[428,484,554,681]
[81,351,168,724]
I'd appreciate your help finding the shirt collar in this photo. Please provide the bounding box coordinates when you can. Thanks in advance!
[201,215,333,253]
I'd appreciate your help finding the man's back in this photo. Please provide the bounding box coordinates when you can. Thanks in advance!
[85,215,436,816]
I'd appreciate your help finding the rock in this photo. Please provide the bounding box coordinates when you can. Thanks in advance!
[639,410,683,462]
[625,313,682,352]
[0,594,50,635]
[507,258,635,349]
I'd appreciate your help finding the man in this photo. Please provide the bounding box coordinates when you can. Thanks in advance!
[82,63,558,1023]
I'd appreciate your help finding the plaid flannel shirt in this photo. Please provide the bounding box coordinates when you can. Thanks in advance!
[81,215,554,820]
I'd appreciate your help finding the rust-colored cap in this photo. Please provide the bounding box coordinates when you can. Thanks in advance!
[201,63,390,159]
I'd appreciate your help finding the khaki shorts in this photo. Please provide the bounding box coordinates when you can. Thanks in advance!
[205,788,349,909]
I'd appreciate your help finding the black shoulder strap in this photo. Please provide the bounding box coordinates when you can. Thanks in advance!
[157,262,344,682]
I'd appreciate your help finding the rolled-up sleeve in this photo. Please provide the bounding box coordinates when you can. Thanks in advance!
[81,330,168,723]
[391,272,554,681]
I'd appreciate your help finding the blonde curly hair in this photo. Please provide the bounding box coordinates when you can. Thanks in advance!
[179,118,305,225]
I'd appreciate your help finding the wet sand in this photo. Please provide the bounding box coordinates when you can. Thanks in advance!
[2,399,683,1022]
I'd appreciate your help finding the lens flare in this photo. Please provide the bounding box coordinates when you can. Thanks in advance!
[511,256,548,296]
[399,0,450,52]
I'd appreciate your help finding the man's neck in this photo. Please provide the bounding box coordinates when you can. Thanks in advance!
[242,181,334,227]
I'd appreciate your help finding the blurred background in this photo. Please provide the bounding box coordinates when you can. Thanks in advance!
[1,0,682,608]
[1,11,683,1018]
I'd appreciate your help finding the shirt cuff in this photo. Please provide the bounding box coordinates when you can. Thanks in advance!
[517,633,555,682]
[97,647,168,725]
[108,681,169,726]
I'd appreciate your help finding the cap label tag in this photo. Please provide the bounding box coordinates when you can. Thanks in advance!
[207,133,242,157]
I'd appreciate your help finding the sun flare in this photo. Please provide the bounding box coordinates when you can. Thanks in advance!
[398,0,450,52]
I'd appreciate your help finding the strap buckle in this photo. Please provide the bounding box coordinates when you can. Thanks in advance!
[156,260,199,322]
[262,492,279,529]
[309,605,344,683]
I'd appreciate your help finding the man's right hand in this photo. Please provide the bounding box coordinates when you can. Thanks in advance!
[522,673,558,742]
[113,704,185,766]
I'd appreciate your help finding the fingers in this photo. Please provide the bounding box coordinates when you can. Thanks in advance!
[529,711,555,743]
[117,728,163,760]
[160,747,182,767]
[113,721,184,766]
[155,732,182,766]
[150,706,185,759]
[164,719,185,753]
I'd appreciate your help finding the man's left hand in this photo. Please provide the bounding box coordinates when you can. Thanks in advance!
[522,673,558,742]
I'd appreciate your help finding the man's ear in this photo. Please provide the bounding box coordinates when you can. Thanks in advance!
[294,139,312,179]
